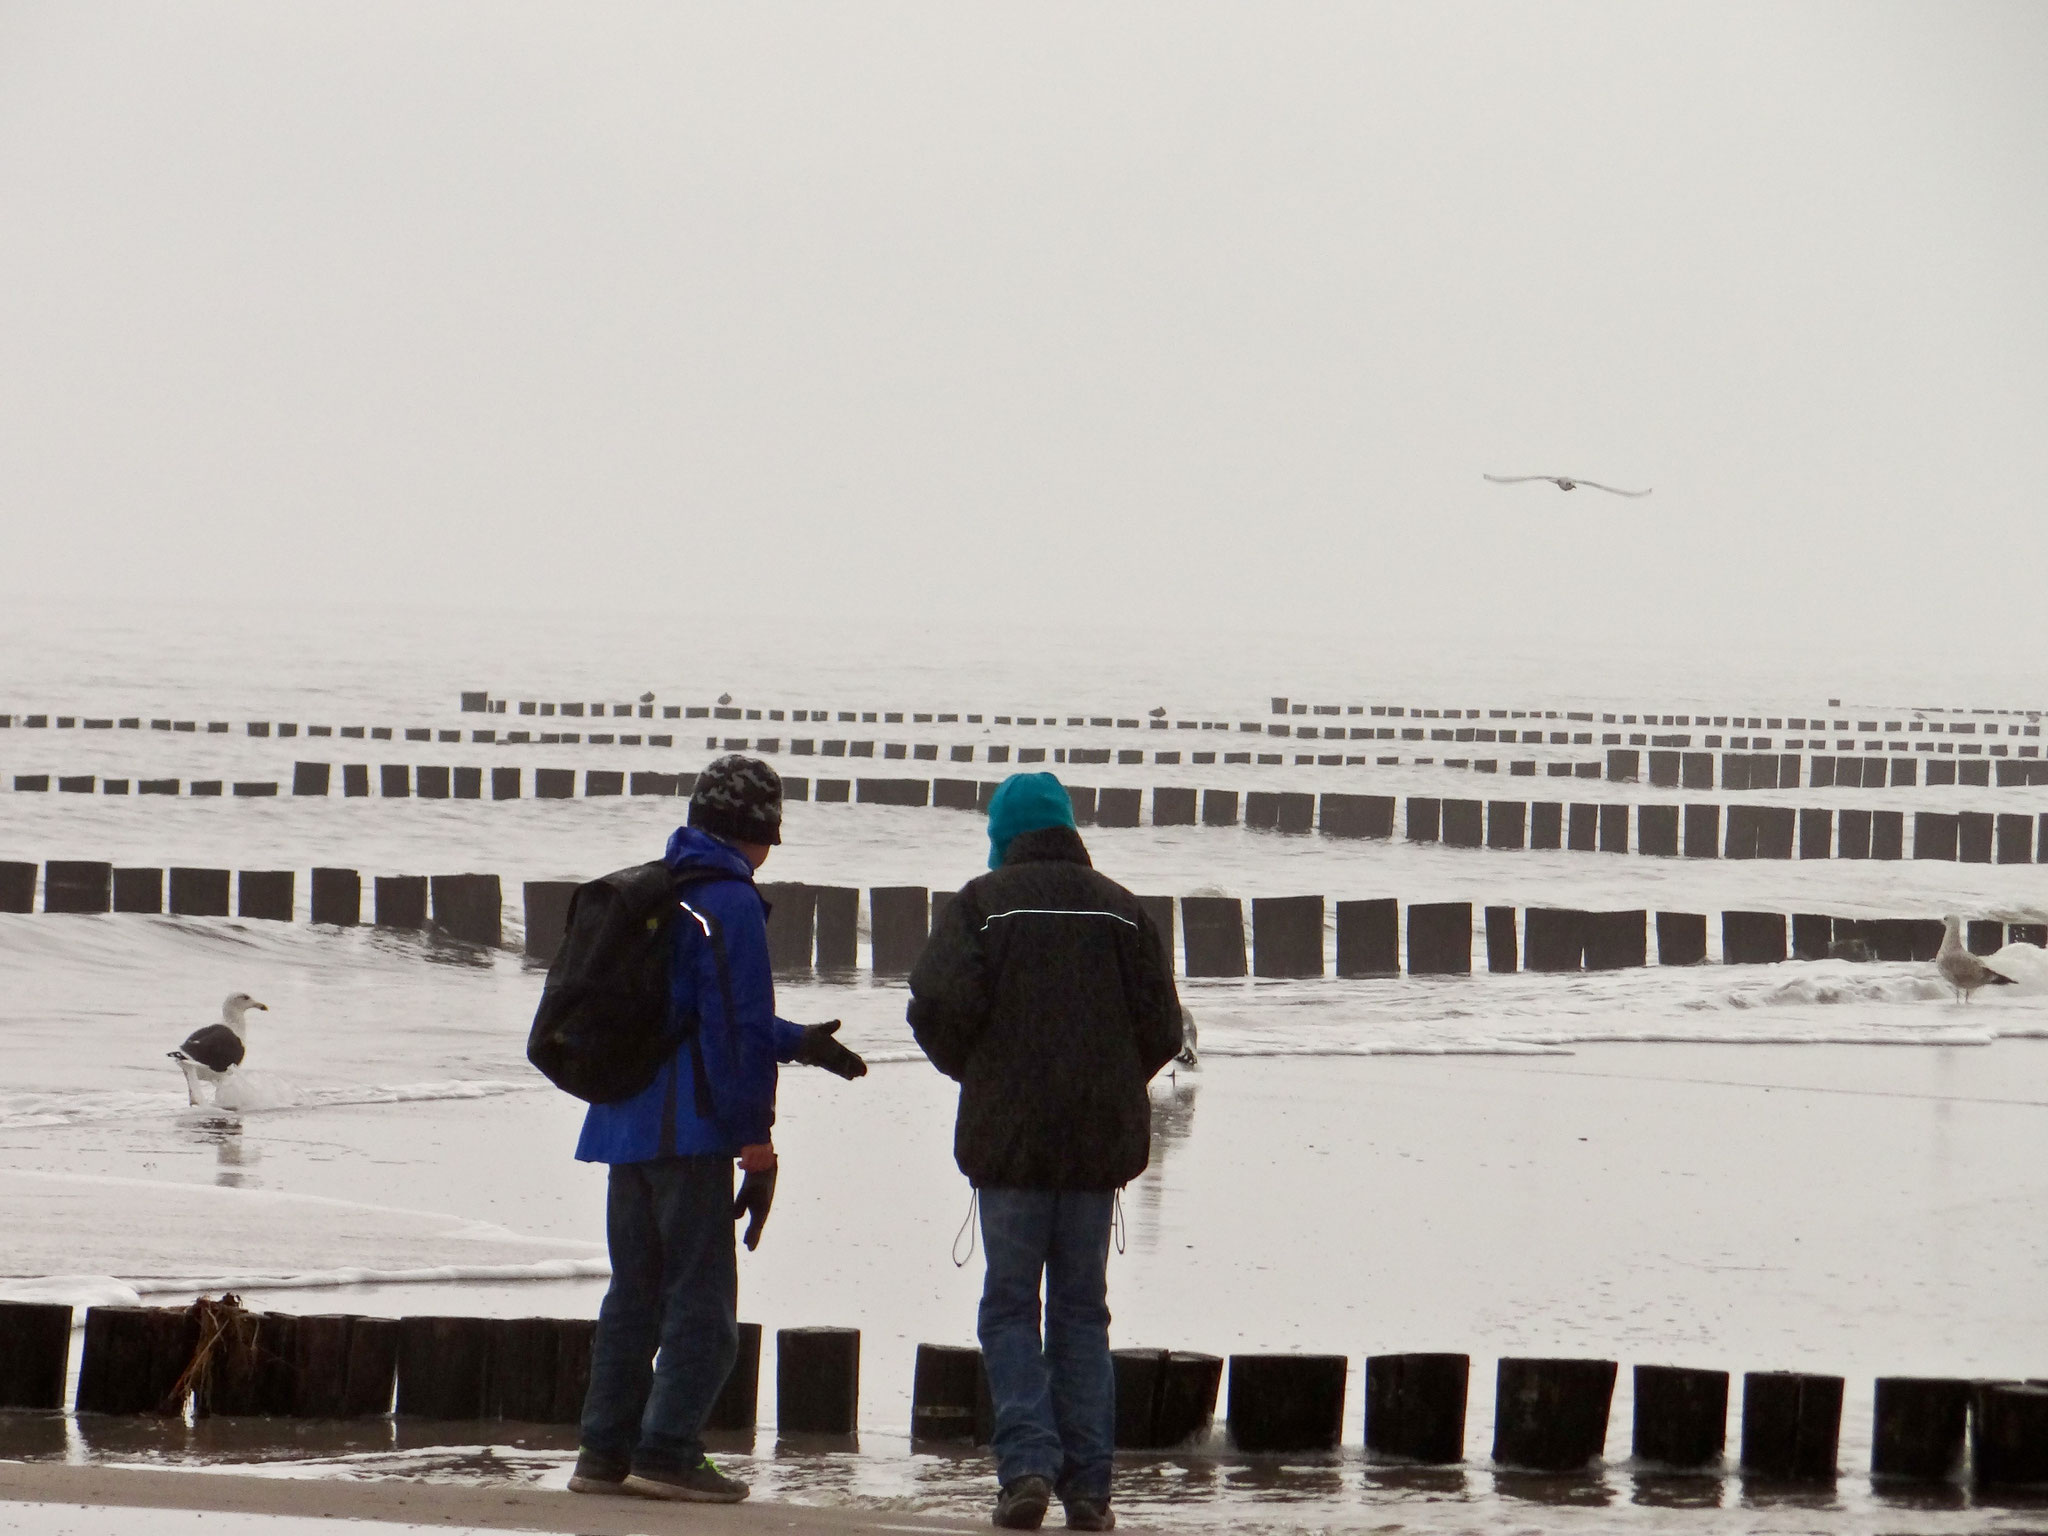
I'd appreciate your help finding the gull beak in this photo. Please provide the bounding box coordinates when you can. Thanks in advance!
[253,1001,269,1011]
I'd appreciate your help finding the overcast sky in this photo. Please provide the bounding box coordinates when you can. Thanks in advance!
[2,3,2043,673]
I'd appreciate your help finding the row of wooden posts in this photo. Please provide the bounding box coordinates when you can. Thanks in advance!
[1,1302,2041,1487]
[707,742,2048,789]
[654,890,2044,978]
[474,689,2048,754]
[14,757,2047,869]
[476,689,2047,745]
[10,692,2041,775]
[4,861,2038,976]
[11,745,2048,797]
[0,863,505,946]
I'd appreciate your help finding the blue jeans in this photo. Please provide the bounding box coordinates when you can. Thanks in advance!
[976,1187,1116,1500]
[580,1155,737,1473]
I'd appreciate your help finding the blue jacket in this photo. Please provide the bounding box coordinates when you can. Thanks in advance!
[574,826,806,1164]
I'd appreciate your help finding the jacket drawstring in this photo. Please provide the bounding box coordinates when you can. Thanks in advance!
[951,1187,1123,1265]
[952,1188,980,1268]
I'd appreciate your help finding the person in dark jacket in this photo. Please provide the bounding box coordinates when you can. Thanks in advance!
[571,755,868,1505]
[908,772,1182,1531]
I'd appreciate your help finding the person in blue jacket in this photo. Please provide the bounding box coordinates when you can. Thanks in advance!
[569,754,868,1505]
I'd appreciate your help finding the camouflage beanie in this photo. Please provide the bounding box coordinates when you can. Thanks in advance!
[688,754,783,846]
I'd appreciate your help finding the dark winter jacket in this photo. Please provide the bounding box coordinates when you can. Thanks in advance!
[575,826,806,1164]
[907,826,1183,1189]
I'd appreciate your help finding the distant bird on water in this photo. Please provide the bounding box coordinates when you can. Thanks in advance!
[717,693,733,706]
[168,992,267,1105]
[1935,916,2016,1004]
[1484,473,1652,497]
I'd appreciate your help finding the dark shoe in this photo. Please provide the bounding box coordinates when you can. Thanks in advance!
[1063,1497,1116,1531]
[566,1448,629,1495]
[623,1457,750,1503]
[993,1474,1052,1530]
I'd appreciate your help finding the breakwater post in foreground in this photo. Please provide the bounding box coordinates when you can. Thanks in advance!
[1740,1371,1844,1481]
[0,1301,72,1410]
[1365,1351,1469,1463]
[777,1326,860,1436]
[1492,1357,1617,1472]
[1872,1376,1971,1482]
[1631,1363,1728,1469]
[910,1342,989,1443]
[1113,1349,1223,1450]
[1972,1383,2048,1488]
[1226,1353,1347,1453]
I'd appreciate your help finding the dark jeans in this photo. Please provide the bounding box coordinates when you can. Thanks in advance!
[580,1155,737,1473]
[976,1187,1116,1500]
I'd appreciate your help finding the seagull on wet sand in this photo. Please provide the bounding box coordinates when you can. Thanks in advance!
[168,992,268,1105]
[1484,474,1652,497]
[1935,916,2016,1004]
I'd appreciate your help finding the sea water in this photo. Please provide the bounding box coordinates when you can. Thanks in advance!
[1,598,2044,1533]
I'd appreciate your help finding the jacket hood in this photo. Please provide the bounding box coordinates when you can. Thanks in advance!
[1001,825,1092,868]
[664,823,759,882]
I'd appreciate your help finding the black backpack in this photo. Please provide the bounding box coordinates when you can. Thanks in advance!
[525,862,730,1105]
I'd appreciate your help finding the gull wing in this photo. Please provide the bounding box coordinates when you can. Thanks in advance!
[1573,479,1653,497]
[175,1022,246,1072]
[1482,474,1556,485]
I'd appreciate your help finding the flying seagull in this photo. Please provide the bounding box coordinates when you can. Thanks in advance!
[168,992,268,1105]
[1935,916,2016,1004]
[1484,474,1651,497]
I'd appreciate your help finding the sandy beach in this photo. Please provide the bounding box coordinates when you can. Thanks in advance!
[6,1036,2045,1531]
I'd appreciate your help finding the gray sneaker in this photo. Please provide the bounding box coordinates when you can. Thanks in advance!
[566,1448,629,1495]
[624,1456,751,1503]
[993,1474,1052,1530]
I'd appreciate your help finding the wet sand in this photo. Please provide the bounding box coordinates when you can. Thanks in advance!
[0,1461,998,1535]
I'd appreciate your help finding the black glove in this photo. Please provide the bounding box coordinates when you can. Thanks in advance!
[794,1020,868,1080]
[733,1168,777,1251]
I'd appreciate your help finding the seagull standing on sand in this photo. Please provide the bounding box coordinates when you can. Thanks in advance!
[1484,474,1652,497]
[168,993,268,1105]
[1935,916,2016,1004]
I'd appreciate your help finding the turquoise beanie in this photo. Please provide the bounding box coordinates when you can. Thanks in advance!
[986,772,1077,868]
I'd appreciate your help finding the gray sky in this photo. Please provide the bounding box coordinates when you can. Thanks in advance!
[2,2,2044,668]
